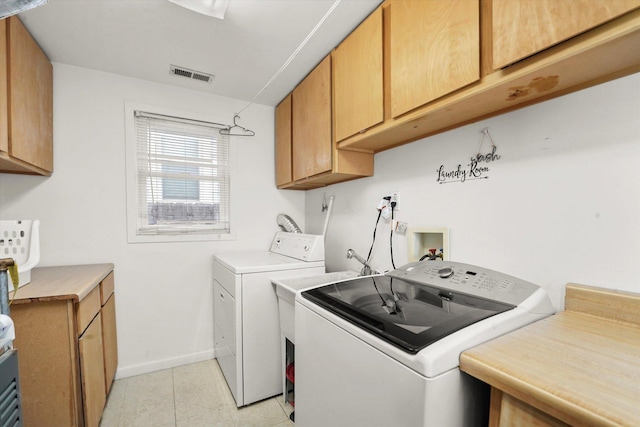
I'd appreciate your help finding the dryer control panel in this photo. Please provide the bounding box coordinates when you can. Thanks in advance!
[270,232,325,262]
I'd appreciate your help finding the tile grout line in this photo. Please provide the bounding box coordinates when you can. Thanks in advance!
[172,366,178,427]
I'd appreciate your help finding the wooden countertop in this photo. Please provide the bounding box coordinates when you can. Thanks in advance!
[10,263,114,304]
[460,284,640,427]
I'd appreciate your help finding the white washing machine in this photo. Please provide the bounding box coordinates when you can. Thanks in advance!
[295,260,555,427]
[213,232,325,407]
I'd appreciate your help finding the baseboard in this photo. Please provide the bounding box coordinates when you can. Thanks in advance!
[114,349,216,379]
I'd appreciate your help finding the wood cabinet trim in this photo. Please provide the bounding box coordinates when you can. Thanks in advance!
[100,271,115,305]
[77,285,101,335]
[0,19,7,155]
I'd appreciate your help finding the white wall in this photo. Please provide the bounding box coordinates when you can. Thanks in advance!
[0,63,305,377]
[306,73,640,309]
[1,65,638,378]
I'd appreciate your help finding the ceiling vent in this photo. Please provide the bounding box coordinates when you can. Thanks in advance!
[170,65,215,84]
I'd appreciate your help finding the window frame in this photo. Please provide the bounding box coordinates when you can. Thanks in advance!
[124,102,236,243]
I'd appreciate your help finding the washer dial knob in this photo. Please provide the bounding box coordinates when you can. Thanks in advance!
[438,267,454,279]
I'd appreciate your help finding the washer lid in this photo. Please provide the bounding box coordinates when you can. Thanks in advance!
[302,275,515,354]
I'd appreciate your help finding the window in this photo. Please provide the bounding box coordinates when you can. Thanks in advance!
[125,105,231,242]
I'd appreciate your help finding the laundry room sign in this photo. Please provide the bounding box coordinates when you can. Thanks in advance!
[436,129,501,184]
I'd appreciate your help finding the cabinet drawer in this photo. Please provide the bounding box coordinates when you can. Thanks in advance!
[100,272,114,305]
[77,286,100,335]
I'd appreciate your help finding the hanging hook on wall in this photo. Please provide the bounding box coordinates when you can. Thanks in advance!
[219,114,255,137]
[476,127,497,156]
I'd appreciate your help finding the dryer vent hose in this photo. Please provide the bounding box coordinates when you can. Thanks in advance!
[277,214,302,233]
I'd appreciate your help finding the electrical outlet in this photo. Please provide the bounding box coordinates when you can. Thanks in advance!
[395,221,408,234]
[387,191,399,208]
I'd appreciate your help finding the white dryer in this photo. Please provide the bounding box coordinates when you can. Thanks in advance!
[213,232,324,407]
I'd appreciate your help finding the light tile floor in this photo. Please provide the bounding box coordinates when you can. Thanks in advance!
[100,359,295,427]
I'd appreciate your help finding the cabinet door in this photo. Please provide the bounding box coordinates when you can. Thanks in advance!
[333,7,383,142]
[7,16,53,172]
[101,294,118,394]
[492,0,640,70]
[388,0,480,118]
[0,19,7,154]
[275,94,292,187]
[292,56,332,181]
[79,314,107,427]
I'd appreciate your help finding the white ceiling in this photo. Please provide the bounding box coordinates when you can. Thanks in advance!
[18,0,383,108]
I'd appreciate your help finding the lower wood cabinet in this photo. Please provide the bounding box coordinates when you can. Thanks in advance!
[10,264,117,427]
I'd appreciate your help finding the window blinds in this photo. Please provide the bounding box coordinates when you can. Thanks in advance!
[133,111,230,236]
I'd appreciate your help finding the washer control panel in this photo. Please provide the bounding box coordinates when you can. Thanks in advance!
[270,232,325,261]
[388,260,541,306]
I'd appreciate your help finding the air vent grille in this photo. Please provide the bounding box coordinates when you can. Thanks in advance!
[170,65,214,84]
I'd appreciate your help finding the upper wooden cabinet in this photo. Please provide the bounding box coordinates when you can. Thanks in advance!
[276,0,640,186]
[0,16,53,176]
[275,94,293,187]
[337,1,640,153]
[491,0,640,70]
[292,56,333,181]
[275,55,373,189]
[333,7,384,142]
[388,0,480,117]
